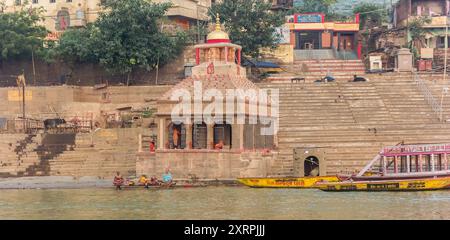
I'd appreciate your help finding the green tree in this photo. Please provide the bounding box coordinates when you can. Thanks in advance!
[407,17,432,59]
[93,0,187,85]
[39,24,100,80]
[51,0,187,85]
[289,0,337,17]
[0,4,47,62]
[209,0,285,58]
[353,3,387,30]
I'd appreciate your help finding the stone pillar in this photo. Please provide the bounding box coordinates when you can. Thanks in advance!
[224,47,228,63]
[396,48,413,72]
[239,124,244,150]
[158,118,165,149]
[207,124,214,149]
[230,48,235,62]
[231,124,240,150]
[186,123,192,149]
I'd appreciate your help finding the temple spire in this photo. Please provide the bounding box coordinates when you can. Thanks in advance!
[215,13,221,31]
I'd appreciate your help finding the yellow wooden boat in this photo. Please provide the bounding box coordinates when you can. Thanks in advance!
[317,176,450,192]
[237,176,339,188]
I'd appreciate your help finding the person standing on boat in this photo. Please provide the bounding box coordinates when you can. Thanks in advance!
[113,172,124,190]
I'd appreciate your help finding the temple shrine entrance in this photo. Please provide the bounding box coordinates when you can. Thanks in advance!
[304,156,320,177]
[339,33,355,51]
[296,31,321,49]
[293,148,327,177]
[168,122,186,149]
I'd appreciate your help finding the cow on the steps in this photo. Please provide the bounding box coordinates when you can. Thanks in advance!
[44,118,66,130]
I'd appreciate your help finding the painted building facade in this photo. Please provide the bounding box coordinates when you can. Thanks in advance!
[2,0,211,32]
[394,0,450,50]
[271,13,361,62]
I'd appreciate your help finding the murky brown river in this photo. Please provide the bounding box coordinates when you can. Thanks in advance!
[0,187,449,220]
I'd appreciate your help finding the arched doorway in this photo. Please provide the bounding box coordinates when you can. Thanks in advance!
[192,122,207,149]
[56,9,70,31]
[304,156,319,177]
[168,122,186,149]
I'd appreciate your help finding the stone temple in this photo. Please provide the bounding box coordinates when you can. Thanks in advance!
[137,15,278,179]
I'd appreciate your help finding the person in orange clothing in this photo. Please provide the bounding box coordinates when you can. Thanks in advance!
[173,127,180,149]
[214,140,224,150]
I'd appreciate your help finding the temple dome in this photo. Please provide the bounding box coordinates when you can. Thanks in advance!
[207,14,230,43]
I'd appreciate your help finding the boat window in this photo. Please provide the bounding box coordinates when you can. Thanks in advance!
[385,157,395,174]
[437,154,444,171]
[400,156,407,173]
[409,156,417,173]
[423,155,432,172]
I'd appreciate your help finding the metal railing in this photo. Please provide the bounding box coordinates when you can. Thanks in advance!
[414,72,443,121]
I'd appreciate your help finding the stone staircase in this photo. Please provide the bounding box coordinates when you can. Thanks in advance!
[0,134,41,177]
[276,59,366,80]
[0,130,138,178]
[258,74,450,176]
[48,131,137,178]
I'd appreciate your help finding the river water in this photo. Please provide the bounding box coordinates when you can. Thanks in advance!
[0,187,449,220]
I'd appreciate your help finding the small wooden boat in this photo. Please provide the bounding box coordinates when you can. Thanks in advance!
[317,177,450,192]
[317,143,450,192]
[237,176,339,188]
[118,181,208,190]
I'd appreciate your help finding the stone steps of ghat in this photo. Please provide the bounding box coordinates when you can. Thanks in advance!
[277,134,450,144]
[278,118,436,124]
[277,131,448,139]
[285,64,366,69]
[264,76,450,175]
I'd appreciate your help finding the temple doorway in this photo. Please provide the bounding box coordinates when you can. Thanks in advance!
[213,124,232,149]
[168,122,186,149]
[339,34,354,51]
[193,122,207,149]
[296,31,320,49]
[304,156,320,176]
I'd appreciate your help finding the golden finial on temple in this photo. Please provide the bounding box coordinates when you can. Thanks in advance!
[215,13,221,31]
